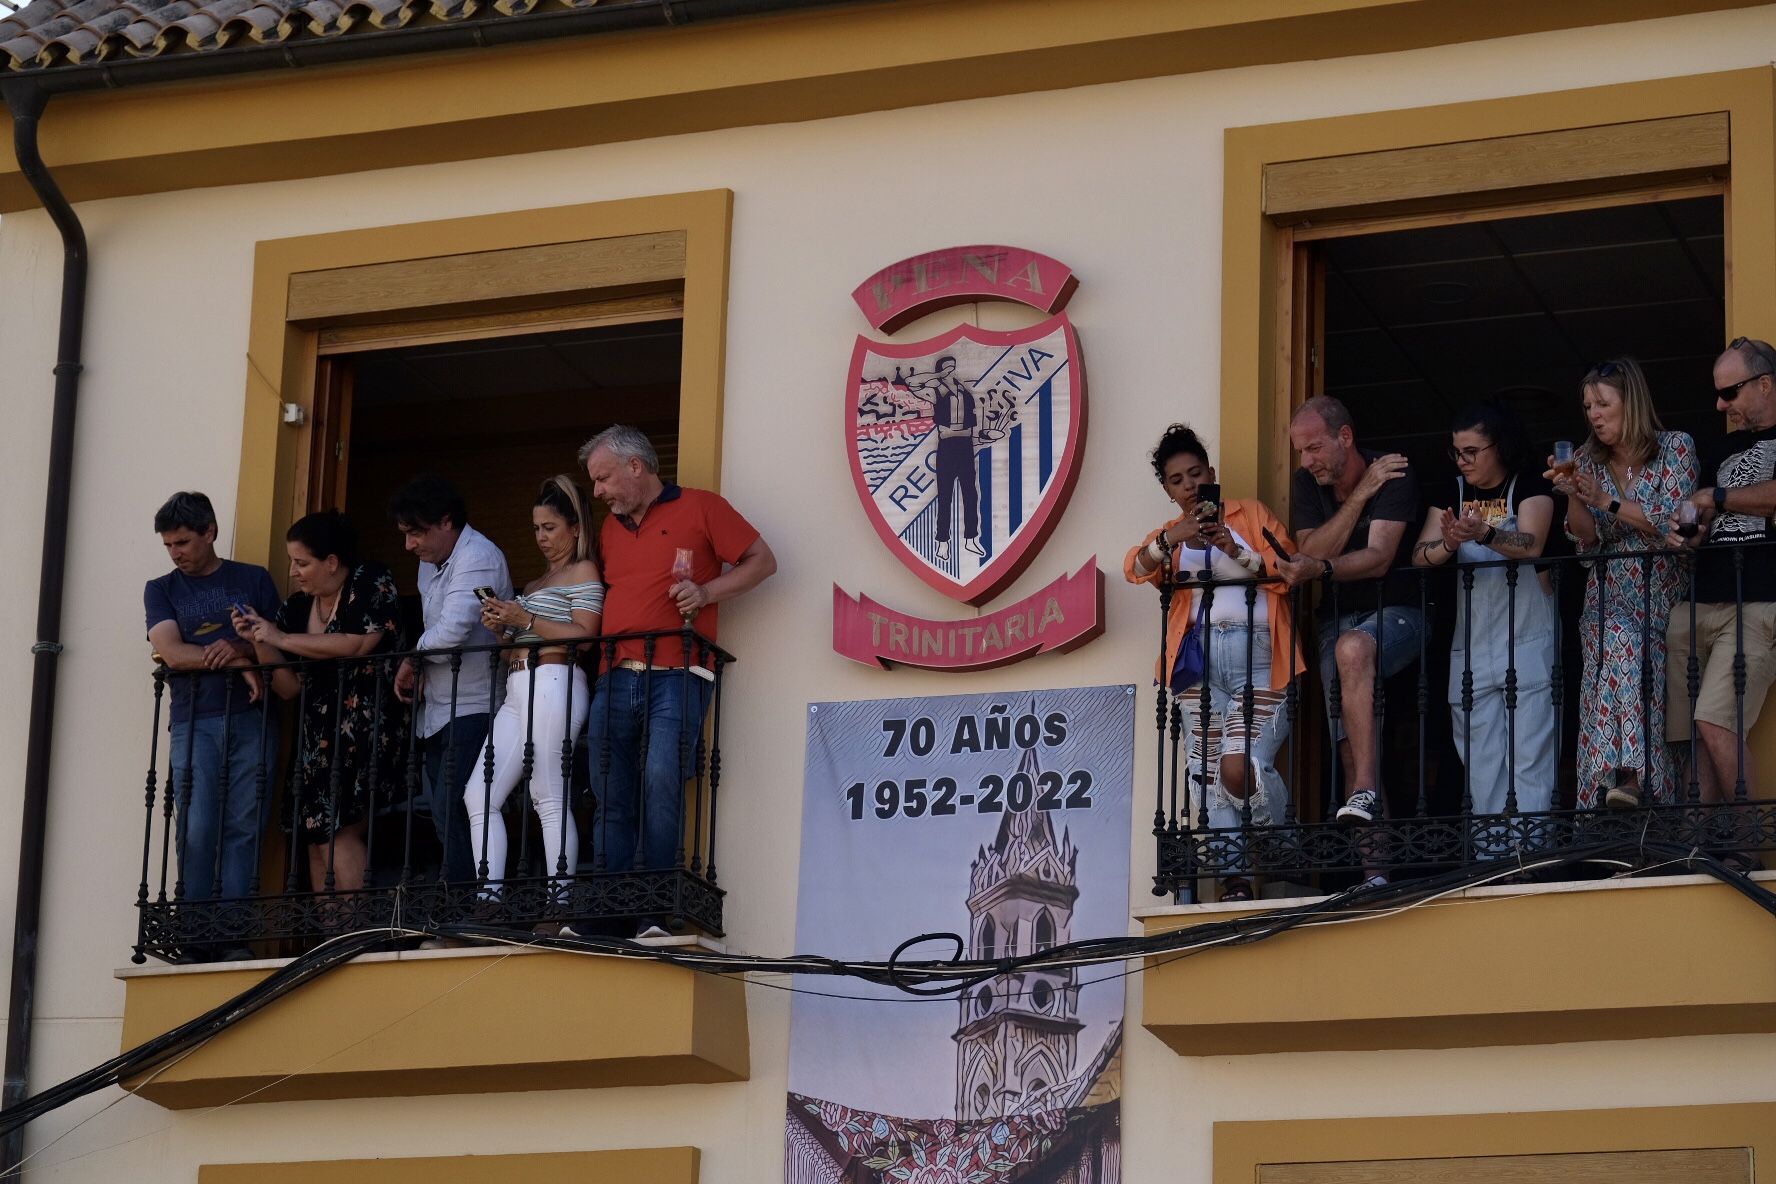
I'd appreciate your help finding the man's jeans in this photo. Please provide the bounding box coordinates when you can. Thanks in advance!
[171,710,278,901]
[588,669,712,873]
[422,713,488,884]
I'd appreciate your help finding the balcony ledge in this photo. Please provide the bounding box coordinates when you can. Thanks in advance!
[118,939,748,1108]
[1138,870,1776,1056]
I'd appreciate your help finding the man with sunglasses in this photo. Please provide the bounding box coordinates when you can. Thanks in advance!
[1666,336,1776,813]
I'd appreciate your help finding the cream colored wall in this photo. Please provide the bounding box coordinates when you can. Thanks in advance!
[4,4,1776,1180]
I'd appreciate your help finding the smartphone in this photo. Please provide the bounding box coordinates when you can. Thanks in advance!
[1260,526,1294,562]
[473,586,496,603]
[1194,482,1223,524]
[229,602,250,616]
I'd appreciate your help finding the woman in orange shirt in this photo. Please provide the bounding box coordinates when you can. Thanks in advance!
[1125,424,1304,901]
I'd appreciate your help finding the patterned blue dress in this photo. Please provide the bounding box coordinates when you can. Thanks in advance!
[1571,431,1697,807]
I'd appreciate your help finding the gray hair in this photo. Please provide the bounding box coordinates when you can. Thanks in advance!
[1291,394,1353,436]
[1723,337,1776,378]
[578,424,659,472]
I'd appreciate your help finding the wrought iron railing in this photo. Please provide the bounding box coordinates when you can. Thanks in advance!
[134,628,732,962]
[1149,540,1776,900]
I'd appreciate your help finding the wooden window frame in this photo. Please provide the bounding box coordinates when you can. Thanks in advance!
[233,190,732,570]
[1214,1104,1774,1184]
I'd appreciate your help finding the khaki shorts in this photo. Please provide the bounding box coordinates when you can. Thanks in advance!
[1666,600,1776,742]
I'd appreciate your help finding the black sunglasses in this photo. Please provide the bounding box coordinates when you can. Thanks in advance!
[1722,337,1775,400]
[1589,360,1621,381]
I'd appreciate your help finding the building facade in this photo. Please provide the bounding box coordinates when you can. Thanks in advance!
[2,2,1776,1181]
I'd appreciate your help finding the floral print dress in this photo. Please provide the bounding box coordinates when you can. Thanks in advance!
[1571,430,1697,807]
[275,562,406,843]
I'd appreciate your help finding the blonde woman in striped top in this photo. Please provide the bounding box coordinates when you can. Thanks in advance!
[470,476,604,899]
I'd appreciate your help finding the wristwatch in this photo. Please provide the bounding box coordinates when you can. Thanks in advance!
[1320,558,1334,579]
[1606,499,1621,517]
[1714,485,1729,512]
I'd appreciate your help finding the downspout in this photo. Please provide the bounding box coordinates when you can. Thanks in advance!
[0,78,88,1175]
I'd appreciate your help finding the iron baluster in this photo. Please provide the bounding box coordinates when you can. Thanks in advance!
[1733,545,1748,801]
[440,653,464,883]
[1153,542,1172,842]
[172,671,199,903]
[593,639,616,872]
[1414,570,1429,818]
[211,672,236,901]
[476,647,501,883]
[517,647,541,881]
[1640,553,1655,806]
[1685,557,1701,804]
[1503,561,1519,816]
[134,671,167,965]
[706,652,726,885]
[249,676,274,897]
[323,662,348,893]
[284,674,310,893]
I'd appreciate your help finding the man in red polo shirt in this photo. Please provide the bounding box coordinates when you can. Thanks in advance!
[580,425,777,895]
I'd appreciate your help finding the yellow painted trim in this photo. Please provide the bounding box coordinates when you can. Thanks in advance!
[234,188,730,569]
[120,950,749,1108]
[1141,876,1776,1055]
[0,0,1767,211]
[1219,65,1776,512]
[200,1147,699,1183]
[1214,1103,1776,1184]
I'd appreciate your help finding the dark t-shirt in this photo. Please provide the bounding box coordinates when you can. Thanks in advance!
[1291,447,1421,612]
[1696,425,1776,604]
[144,559,282,722]
[1427,468,1554,523]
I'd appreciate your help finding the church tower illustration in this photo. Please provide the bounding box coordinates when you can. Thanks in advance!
[954,741,1083,1120]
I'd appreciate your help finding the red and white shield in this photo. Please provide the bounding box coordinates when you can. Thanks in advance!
[846,315,1086,606]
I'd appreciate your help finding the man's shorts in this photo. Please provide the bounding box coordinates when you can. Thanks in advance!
[1666,600,1776,742]
[1317,607,1426,743]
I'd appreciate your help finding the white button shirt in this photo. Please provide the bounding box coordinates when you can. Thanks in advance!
[414,523,512,738]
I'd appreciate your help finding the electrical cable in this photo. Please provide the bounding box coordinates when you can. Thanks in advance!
[0,838,1769,1141]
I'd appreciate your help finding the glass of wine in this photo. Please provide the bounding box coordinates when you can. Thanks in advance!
[671,547,696,625]
[1552,440,1576,481]
[1677,500,1700,539]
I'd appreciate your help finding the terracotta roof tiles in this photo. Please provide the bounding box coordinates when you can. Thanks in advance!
[0,0,606,72]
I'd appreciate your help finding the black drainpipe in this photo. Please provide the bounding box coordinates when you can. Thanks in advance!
[0,77,87,1174]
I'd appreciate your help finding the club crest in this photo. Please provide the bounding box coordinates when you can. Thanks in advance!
[847,306,1086,606]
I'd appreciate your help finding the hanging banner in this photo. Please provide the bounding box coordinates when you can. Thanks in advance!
[786,685,1134,1184]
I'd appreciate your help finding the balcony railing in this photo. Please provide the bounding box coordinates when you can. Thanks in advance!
[133,629,732,963]
[1149,541,1776,900]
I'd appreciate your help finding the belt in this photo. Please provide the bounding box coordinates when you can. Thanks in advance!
[615,659,679,673]
[511,652,573,670]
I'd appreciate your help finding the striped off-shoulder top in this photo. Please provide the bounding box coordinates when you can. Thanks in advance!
[511,579,604,645]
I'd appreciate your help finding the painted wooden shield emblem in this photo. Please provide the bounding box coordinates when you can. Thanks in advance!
[846,313,1086,605]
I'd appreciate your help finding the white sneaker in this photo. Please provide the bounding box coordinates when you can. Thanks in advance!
[1335,789,1379,823]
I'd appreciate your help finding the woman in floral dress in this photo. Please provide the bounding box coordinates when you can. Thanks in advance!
[236,511,405,892]
[1549,358,1696,809]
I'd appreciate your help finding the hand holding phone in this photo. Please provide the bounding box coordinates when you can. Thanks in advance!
[473,586,496,604]
[1193,482,1223,525]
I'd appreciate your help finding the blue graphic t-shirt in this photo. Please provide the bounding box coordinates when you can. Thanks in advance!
[144,560,282,722]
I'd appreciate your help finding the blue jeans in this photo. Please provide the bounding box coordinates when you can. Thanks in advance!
[587,669,712,873]
[422,713,488,884]
[171,709,278,901]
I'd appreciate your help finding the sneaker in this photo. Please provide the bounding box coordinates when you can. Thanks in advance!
[1336,789,1380,823]
[1605,774,1641,809]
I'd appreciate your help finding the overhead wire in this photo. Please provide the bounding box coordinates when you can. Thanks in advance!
[0,838,1769,1143]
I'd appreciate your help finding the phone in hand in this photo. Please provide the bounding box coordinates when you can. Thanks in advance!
[473,586,496,604]
[1194,482,1223,525]
[1260,527,1294,562]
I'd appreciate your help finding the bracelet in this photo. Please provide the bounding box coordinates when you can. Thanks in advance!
[1714,485,1729,512]
[527,613,537,632]
[1482,525,1498,547]
[1147,538,1168,566]
[1235,547,1264,574]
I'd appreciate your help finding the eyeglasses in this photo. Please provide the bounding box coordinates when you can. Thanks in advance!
[1723,337,1776,399]
[1590,360,1621,381]
[1447,442,1495,464]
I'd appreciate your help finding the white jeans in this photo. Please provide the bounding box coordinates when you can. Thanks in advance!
[464,664,589,895]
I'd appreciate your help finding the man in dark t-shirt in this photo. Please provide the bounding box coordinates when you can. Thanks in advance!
[1276,396,1425,833]
[1667,338,1776,806]
[144,492,281,942]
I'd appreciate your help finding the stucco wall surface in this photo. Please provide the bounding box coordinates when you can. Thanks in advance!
[2,4,1776,1181]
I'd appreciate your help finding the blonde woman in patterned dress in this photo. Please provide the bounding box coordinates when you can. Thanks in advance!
[1548,358,1697,809]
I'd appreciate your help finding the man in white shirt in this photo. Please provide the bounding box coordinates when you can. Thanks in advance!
[390,476,512,884]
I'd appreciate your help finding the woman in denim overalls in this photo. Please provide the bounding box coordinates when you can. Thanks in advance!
[1414,404,1558,855]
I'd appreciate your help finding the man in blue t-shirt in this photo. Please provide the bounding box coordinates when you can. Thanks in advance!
[144,492,282,943]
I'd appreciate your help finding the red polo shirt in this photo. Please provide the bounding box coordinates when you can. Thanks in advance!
[599,484,760,670]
